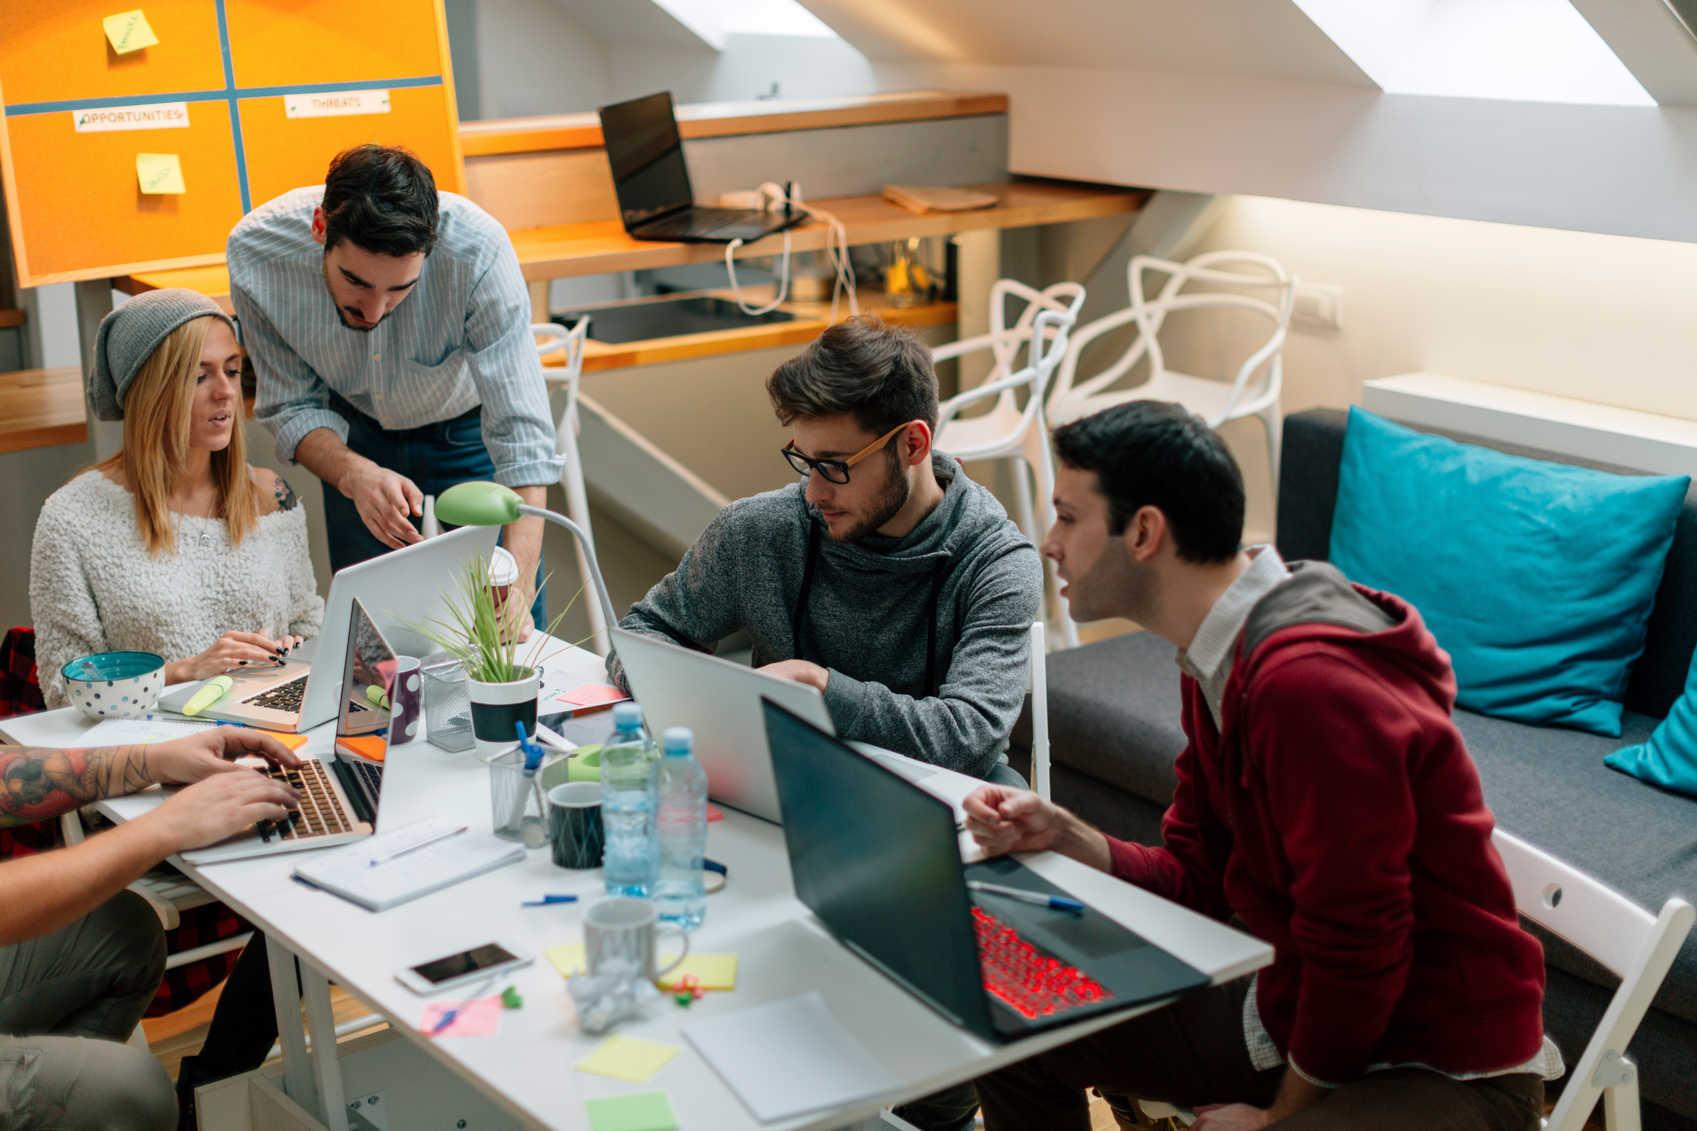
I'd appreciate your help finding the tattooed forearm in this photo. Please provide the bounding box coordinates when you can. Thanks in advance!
[0,745,152,827]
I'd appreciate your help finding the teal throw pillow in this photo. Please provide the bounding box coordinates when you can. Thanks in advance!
[1329,407,1689,736]
[1605,644,1697,797]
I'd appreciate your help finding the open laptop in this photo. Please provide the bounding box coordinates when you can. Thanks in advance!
[609,627,836,822]
[761,698,1209,1041]
[157,525,497,732]
[598,91,804,244]
[178,600,400,865]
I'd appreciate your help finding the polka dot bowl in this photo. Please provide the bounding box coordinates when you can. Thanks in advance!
[62,652,166,721]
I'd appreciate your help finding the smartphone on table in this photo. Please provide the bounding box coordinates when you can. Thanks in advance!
[394,940,533,995]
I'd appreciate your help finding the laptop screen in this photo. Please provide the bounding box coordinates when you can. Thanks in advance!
[598,91,694,228]
[336,597,395,757]
[761,698,994,1034]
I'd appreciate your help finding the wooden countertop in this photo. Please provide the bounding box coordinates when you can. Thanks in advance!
[0,367,85,453]
[461,91,1009,157]
[0,296,954,452]
[119,179,1147,299]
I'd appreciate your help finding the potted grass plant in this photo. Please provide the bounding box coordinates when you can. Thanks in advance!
[418,553,576,757]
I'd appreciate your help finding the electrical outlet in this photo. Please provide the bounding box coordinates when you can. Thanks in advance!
[1290,282,1342,331]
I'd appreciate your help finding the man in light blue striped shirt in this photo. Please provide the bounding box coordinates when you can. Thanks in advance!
[228,145,561,625]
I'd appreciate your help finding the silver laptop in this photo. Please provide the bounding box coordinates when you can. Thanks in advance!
[610,627,835,823]
[158,525,498,732]
[179,599,401,865]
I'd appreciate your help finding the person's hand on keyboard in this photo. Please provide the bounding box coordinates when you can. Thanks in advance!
[148,770,300,853]
[147,726,302,785]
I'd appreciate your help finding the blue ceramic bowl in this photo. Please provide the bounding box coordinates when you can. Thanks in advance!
[62,651,165,720]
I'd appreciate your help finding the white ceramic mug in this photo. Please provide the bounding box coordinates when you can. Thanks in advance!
[584,897,689,983]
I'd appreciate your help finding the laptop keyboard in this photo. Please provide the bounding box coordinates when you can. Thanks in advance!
[639,208,762,238]
[972,906,1114,1020]
[256,761,355,842]
[330,757,382,824]
[242,673,308,712]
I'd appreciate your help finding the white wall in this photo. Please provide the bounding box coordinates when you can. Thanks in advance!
[1156,194,1697,536]
[470,0,610,118]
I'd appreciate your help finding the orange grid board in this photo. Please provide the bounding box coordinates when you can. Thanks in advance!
[0,0,463,286]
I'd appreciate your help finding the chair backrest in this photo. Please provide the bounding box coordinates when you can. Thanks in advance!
[1492,828,1694,1131]
[534,319,588,449]
[935,305,1080,445]
[1050,250,1294,423]
[935,280,1085,420]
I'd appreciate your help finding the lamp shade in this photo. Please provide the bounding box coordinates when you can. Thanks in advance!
[436,481,523,527]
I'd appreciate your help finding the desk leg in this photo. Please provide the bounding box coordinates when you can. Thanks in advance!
[301,962,351,1131]
[265,936,316,1116]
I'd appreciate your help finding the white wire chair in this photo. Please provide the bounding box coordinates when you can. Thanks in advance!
[533,319,607,654]
[934,280,1086,648]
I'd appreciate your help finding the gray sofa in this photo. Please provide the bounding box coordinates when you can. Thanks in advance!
[1012,407,1697,1129]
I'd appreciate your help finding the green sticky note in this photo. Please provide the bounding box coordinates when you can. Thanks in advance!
[136,153,185,195]
[584,1090,677,1131]
[104,9,159,54]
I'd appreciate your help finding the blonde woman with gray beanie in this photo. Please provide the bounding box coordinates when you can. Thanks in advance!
[29,288,323,708]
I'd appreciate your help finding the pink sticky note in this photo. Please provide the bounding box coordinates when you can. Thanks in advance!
[419,995,503,1037]
[556,683,629,710]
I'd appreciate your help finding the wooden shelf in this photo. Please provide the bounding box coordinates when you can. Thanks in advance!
[461,91,1009,157]
[0,293,952,453]
[119,179,1147,298]
[0,367,88,453]
[568,289,957,375]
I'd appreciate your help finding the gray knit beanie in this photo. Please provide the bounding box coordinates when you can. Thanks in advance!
[87,289,239,421]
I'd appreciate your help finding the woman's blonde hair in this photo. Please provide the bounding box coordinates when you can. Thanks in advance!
[94,315,258,555]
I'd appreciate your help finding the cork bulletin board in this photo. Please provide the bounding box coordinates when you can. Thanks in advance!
[0,0,465,286]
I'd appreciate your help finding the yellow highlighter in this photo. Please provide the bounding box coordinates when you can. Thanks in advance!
[182,676,233,717]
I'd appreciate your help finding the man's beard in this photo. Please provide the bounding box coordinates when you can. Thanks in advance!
[832,458,910,543]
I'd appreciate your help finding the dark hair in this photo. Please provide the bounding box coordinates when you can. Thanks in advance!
[1052,401,1244,564]
[767,316,938,435]
[320,145,439,257]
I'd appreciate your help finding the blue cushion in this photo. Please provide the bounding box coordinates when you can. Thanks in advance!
[1606,646,1697,796]
[1329,407,1689,736]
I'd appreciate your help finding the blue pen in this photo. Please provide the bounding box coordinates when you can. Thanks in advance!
[520,894,578,907]
[966,880,1085,914]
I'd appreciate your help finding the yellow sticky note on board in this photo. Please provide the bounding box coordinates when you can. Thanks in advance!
[575,1035,679,1084]
[136,153,185,195]
[103,10,159,54]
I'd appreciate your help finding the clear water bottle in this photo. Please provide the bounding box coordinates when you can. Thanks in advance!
[654,726,707,930]
[600,703,658,897]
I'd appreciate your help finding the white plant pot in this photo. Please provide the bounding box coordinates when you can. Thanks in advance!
[467,667,541,760]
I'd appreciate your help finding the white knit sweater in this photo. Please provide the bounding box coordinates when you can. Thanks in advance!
[30,471,324,708]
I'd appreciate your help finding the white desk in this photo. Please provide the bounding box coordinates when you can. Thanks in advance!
[2,642,1272,1131]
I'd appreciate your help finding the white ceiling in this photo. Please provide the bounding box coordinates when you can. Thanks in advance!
[549,0,712,51]
[796,0,1372,82]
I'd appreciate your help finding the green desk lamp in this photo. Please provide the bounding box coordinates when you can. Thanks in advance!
[434,480,619,638]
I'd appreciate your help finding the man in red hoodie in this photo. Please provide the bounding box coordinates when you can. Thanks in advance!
[965,401,1556,1130]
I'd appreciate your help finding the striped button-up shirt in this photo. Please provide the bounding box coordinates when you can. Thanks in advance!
[229,186,562,488]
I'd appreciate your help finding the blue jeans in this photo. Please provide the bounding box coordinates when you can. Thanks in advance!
[321,396,547,628]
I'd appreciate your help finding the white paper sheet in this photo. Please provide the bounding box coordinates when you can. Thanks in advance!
[682,991,890,1122]
[78,716,214,745]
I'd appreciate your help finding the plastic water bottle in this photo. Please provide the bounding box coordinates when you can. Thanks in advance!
[654,726,707,930]
[600,703,658,897]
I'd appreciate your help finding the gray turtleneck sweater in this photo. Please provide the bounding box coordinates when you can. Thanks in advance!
[609,454,1042,776]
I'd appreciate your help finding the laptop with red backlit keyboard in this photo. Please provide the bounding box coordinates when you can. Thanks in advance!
[761,698,1209,1040]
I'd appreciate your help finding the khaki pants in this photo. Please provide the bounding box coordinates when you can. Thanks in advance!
[974,977,1545,1131]
[0,891,175,1131]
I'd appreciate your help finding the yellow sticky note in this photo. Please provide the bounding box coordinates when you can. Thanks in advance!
[657,952,737,992]
[545,943,586,978]
[136,153,185,195]
[574,1035,679,1084]
[103,10,159,54]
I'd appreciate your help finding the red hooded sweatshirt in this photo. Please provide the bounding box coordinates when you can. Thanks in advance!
[1106,562,1546,1085]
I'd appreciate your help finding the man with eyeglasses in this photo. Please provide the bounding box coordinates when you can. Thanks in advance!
[607,316,1043,784]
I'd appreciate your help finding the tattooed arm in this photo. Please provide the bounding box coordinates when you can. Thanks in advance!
[0,744,153,828]
[0,728,300,945]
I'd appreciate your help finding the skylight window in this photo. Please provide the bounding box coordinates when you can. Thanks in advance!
[652,0,840,49]
[1291,0,1654,106]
